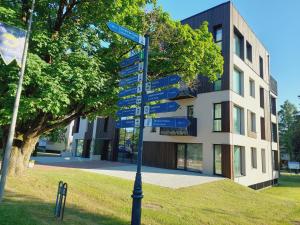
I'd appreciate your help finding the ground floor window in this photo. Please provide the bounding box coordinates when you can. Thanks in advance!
[214,145,222,175]
[234,145,245,177]
[75,139,84,157]
[177,143,203,172]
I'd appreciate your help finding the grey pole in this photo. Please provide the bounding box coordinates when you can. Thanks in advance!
[0,0,35,203]
[131,34,149,225]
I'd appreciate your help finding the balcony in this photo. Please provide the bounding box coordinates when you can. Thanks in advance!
[270,76,278,95]
[159,117,197,136]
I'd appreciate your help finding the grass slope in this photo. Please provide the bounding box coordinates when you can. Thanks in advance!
[0,167,299,225]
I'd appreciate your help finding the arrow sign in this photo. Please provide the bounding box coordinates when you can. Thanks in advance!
[145,117,190,128]
[117,107,141,117]
[144,88,180,102]
[116,119,140,128]
[107,21,145,45]
[144,102,180,115]
[119,84,142,97]
[147,75,181,90]
[118,96,141,107]
[119,73,143,87]
[119,63,143,77]
[120,52,143,68]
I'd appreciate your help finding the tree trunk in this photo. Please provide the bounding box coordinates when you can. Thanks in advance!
[8,135,39,176]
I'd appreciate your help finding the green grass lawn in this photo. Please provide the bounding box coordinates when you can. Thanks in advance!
[0,167,299,225]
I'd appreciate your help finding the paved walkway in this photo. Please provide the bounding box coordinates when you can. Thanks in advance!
[33,157,224,189]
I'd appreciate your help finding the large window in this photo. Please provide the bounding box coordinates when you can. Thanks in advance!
[271,96,276,115]
[260,117,266,140]
[234,28,244,59]
[249,79,255,98]
[260,87,265,108]
[246,41,252,62]
[214,145,222,175]
[214,78,222,91]
[250,111,256,133]
[261,149,266,173]
[233,106,243,134]
[272,150,279,171]
[259,56,264,78]
[214,25,222,50]
[213,103,222,132]
[251,147,257,169]
[234,146,245,177]
[187,105,194,117]
[272,123,278,142]
[233,68,243,95]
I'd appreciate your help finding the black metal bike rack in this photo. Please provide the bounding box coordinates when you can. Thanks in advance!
[54,181,68,220]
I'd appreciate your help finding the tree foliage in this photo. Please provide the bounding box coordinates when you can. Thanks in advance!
[0,0,223,174]
[278,100,299,160]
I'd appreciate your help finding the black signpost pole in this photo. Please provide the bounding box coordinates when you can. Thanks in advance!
[131,34,149,225]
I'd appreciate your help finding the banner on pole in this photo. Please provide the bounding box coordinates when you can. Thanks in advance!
[0,22,27,67]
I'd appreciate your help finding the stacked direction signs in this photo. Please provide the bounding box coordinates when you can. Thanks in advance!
[107,21,189,225]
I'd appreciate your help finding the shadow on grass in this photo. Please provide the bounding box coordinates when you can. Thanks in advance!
[0,191,129,225]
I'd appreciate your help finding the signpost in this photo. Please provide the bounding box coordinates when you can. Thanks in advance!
[144,102,180,115]
[146,74,181,90]
[144,117,190,128]
[108,21,185,225]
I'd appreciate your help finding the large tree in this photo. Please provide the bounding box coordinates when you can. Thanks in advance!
[278,100,299,160]
[0,1,223,175]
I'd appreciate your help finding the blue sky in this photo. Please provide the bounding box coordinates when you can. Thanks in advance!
[157,0,300,108]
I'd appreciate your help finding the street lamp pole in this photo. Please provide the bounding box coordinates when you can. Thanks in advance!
[131,34,149,225]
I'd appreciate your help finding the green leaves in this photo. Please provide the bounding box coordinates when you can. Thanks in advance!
[0,0,223,137]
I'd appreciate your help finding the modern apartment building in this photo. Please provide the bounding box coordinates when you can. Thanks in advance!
[71,2,279,189]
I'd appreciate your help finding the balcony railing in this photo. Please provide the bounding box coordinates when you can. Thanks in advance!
[159,117,197,136]
[270,76,278,95]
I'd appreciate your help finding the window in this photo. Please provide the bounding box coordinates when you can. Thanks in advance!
[214,78,222,91]
[151,127,157,133]
[187,105,194,117]
[250,112,256,133]
[251,148,257,169]
[213,103,222,132]
[104,117,109,132]
[233,106,243,134]
[234,146,245,177]
[272,150,279,171]
[233,68,243,95]
[249,79,255,98]
[260,117,266,140]
[259,56,264,78]
[272,123,278,142]
[260,87,264,108]
[261,149,266,173]
[214,145,222,175]
[214,25,222,50]
[234,28,244,59]
[271,96,276,115]
[246,41,252,62]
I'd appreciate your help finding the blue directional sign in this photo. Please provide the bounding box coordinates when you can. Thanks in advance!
[117,107,141,117]
[118,96,141,107]
[116,119,140,128]
[147,75,181,90]
[144,102,180,115]
[119,74,142,87]
[119,84,142,97]
[120,52,143,68]
[145,117,190,128]
[144,88,180,102]
[107,21,145,45]
[119,63,143,77]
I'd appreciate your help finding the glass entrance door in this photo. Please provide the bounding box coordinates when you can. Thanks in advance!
[177,144,203,172]
[177,144,185,169]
